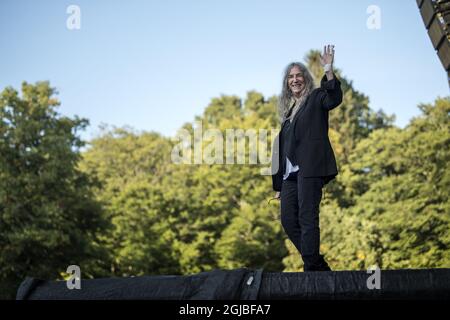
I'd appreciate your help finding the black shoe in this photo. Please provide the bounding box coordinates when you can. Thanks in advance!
[317,255,331,271]
[303,255,332,272]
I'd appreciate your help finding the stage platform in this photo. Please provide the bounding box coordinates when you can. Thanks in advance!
[16,268,450,300]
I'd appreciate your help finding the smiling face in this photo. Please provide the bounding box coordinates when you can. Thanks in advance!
[288,66,305,98]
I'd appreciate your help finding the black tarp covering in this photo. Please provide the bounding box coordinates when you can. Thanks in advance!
[16,268,263,300]
[16,268,450,300]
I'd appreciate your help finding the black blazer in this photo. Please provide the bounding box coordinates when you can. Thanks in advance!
[271,73,343,192]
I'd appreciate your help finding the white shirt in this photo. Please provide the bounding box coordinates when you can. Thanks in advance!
[283,157,299,180]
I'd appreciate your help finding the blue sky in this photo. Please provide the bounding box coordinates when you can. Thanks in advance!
[1,0,448,141]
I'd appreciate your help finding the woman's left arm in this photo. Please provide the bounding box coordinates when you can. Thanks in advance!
[319,44,343,111]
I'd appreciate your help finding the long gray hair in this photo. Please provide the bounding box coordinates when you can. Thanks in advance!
[278,62,315,124]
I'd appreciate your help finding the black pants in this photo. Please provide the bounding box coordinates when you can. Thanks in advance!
[280,172,330,271]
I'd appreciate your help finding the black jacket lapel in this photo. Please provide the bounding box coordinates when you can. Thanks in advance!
[290,95,310,126]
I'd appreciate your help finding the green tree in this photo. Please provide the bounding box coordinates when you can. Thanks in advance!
[80,127,180,276]
[0,82,110,299]
[319,97,450,270]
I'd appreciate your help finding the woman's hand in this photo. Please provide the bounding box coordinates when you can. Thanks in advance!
[268,191,281,204]
[320,44,335,80]
[320,44,335,66]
